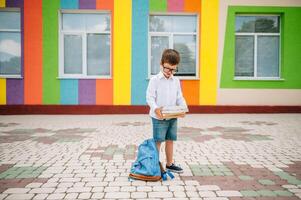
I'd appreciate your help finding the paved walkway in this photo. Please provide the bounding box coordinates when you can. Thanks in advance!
[0,114,301,200]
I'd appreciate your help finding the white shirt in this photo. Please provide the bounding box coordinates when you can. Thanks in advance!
[146,71,187,119]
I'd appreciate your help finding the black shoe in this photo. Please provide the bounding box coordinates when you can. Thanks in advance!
[166,163,183,174]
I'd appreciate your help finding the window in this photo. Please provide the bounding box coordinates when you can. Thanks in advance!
[59,11,111,78]
[235,15,280,79]
[149,14,198,78]
[0,10,21,77]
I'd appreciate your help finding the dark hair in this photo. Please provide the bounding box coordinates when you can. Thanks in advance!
[160,49,180,65]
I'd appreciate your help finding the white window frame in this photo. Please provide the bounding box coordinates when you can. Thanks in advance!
[59,10,112,79]
[234,14,282,80]
[0,8,22,79]
[148,13,199,80]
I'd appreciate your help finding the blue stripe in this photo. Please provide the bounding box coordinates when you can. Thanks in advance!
[61,0,78,9]
[60,1,78,105]
[131,0,149,105]
[60,80,78,105]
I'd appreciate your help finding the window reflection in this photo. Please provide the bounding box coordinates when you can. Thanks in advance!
[0,11,21,76]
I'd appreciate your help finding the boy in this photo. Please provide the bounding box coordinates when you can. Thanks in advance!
[146,49,187,173]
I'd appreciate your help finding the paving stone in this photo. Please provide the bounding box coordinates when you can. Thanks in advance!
[288,188,301,193]
[91,186,104,192]
[197,185,221,191]
[109,181,131,186]
[162,181,185,186]
[57,182,73,188]
[184,185,197,191]
[199,191,217,197]
[240,190,260,197]
[148,191,173,198]
[3,188,31,194]
[73,182,85,188]
[32,194,48,200]
[41,182,58,188]
[120,186,136,192]
[25,182,43,188]
[91,192,104,199]
[173,191,187,198]
[5,194,35,200]
[137,186,153,192]
[105,192,130,199]
[67,187,91,193]
[239,175,254,180]
[274,190,293,196]
[184,180,199,186]
[153,185,169,191]
[64,193,78,199]
[46,193,65,199]
[104,186,120,192]
[258,179,276,185]
[257,189,277,197]
[59,177,81,182]
[282,185,298,189]
[78,192,92,199]
[54,187,67,193]
[216,190,242,197]
[131,192,147,198]
[186,191,200,198]
[169,185,185,191]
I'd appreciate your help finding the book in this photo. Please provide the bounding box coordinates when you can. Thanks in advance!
[161,105,189,119]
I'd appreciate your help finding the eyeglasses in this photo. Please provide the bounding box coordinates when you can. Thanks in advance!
[163,66,178,74]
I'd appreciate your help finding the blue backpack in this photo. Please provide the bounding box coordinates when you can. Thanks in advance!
[129,139,174,181]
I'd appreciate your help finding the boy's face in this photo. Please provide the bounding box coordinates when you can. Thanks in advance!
[161,63,177,79]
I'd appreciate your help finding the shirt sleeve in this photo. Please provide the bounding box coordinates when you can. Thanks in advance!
[146,78,159,111]
[176,79,187,107]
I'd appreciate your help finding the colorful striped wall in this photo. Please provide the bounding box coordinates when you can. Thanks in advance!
[1,0,300,107]
[0,0,219,106]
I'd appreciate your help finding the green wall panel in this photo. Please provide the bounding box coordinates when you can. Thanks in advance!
[42,0,60,104]
[149,0,167,12]
[221,6,301,89]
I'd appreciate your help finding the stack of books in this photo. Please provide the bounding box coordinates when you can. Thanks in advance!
[161,105,189,119]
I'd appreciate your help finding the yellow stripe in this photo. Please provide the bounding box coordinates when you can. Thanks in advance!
[0,78,6,104]
[0,0,5,7]
[199,0,219,105]
[113,0,131,105]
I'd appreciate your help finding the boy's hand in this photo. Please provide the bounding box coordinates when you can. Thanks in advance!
[155,107,163,119]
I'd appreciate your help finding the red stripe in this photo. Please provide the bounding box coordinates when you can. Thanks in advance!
[1,105,300,114]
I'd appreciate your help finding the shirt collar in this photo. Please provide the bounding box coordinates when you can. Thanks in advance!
[158,71,174,80]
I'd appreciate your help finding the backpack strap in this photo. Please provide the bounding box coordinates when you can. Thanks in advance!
[159,162,174,181]
[166,170,175,179]
[161,171,168,181]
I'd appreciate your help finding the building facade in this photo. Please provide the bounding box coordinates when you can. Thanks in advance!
[0,0,300,110]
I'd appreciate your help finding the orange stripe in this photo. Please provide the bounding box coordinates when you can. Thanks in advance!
[182,0,201,105]
[181,80,199,105]
[24,0,43,104]
[96,0,113,105]
[184,0,201,12]
[96,80,113,105]
[96,0,113,10]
